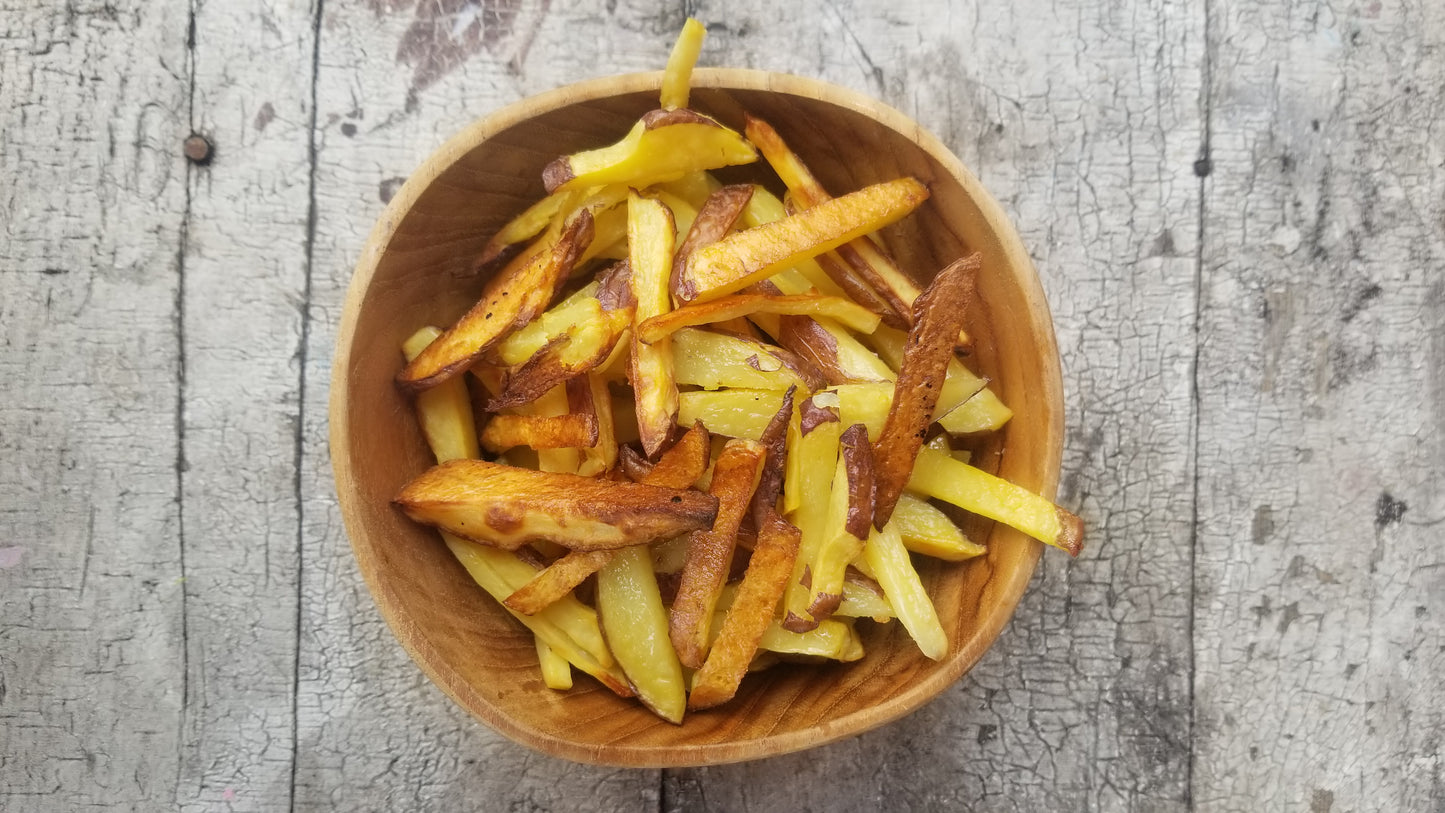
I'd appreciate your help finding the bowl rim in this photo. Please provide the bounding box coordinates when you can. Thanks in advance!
[330,67,1061,766]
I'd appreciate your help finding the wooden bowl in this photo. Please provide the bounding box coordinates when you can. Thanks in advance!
[330,68,1064,767]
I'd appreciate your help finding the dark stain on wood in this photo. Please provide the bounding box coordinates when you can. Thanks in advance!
[379,176,407,204]
[1341,281,1382,323]
[1374,491,1407,531]
[1252,504,1274,545]
[393,0,546,102]
[254,101,276,132]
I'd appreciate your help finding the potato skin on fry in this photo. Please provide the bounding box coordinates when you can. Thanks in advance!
[872,253,981,529]
[395,459,718,551]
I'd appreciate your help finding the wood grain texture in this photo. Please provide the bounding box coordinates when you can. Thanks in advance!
[1193,1,1445,810]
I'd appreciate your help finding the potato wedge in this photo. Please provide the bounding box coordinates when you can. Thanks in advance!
[395,459,718,552]
[543,108,757,194]
[669,439,766,669]
[399,210,594,392]
[688,511,801,710]
[597,544,688,723]
[908,447,1084,556]
[642,421,711,489]
[627,192,680,456]
[873,254,981,528]
[677,177,930,303]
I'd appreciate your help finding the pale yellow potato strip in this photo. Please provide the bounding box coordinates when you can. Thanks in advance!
[637,293,880,343]
[660,18,706,110]
[907,447,1084,555]
[597,545,687,723]
[535,637,573,690]
[861,524,947,660]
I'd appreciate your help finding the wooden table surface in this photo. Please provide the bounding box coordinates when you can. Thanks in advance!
[3,1,1441,810]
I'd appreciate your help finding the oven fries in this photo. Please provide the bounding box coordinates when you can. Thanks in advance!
[388,18,1083,723]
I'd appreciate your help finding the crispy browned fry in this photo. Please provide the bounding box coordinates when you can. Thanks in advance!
[479,412,598,453]
[486,305,632,411]
[398,210,594,392]
[669,184,755,301]
[687,511,801,710]
[668,439,766,669]
[775,316,890,385]
[872,254,981,528]
[677,178,930,303]
[576,373,617,477]
[749,386,795,527]
[543,108,757,194]
[503,549,615,615]
[806,423,875,621]
[628,193,680,457]
[638,292,880,344]
[746,115,952,334]
[643,421,710,489]
[618,444,653,482]
[475,187,584,271]
[395,459,718,551]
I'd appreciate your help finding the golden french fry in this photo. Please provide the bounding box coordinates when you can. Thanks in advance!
[535,637,574,690]
[670,184,755,302]
[671,327,815,392]
[479,412,598,452]
[543,109,757,194]
[399,210,594,392]
[639,293,880,343]
[862,523,947,659]
[688,511,801,710]
[866,324,1011,434]
[780,395,842,632]
[597,545,687,722]
[677,178,930,303]
[873,254,981,528]
[504,549,615,615]
[660,17,706,109]
[395,459,718,552]
[627,192,680,457]
[669,439,766,669]
[487,304,632,411]
[402,327,482,463]
[676,387,791,441]
[908,446,1084,556]
[890,493,986,560]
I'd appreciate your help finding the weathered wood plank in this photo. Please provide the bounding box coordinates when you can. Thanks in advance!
[663,0,1203,808]
[170,0,317,808]
[293,2,657,807]
[0,1,191,809]
[1194,1,1445,810]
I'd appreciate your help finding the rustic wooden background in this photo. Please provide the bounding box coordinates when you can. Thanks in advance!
[3,0,1441,810]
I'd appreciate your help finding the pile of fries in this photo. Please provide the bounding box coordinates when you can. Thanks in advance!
[390,20,1083,723]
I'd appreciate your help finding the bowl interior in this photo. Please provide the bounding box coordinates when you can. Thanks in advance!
[331,69,1062,767]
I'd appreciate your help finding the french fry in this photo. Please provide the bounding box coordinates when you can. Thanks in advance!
[671,328,814,391]
[861,523,948,660]
[395,459,718,552]
[834,570,895,621]
[804,424,874,621]
[504,549,616,615]
[479,411,598,452]
[475,187,587,271]
[890,493,986,560]
[907,446,1084,555]
[670,184,755,302]
[749,386,795,527]
[403,327,482,463]
[627,192,680,457]
[660,17,706,110]
[780,396,842,632]
[873,254,981,528]
[576,373,618,477]
[676,388,791,440]
[777,315,895,384]
[669,439,766,669]
[639,293,880,343]
[535,638,574,690]
[688,511,801,710]
[642,421,711,489]
[492,281,602,365]
[597,545,688,722]
[866,324,1011,435]
[486,304,632,411]
[757,618,864,660]
[676,178,931,303]
[399,210,594,392]
[543,108,757,194]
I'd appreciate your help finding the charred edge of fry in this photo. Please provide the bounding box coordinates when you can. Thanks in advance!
[839,423,875,541]
[749,386,796,527]
[832,242,914,325]
[618,444,653,482]
[806,592,843,621]
[872,254,981,528]
[799,397,840,435]
[485,335,571,411]
[776,315,853,386]
[1056,507,1085,556]
[479,413,600,453]
[670,184,756,303]
[640,107,720,130]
